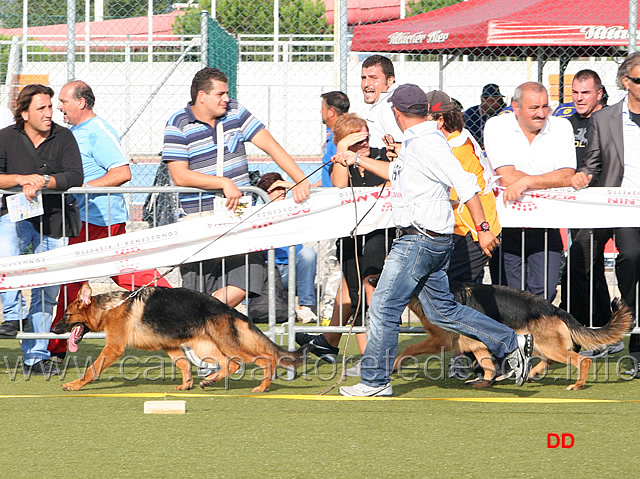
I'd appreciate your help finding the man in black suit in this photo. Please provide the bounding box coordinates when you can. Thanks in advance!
[572,53,640,359]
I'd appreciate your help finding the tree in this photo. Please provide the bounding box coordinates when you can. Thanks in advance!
[406,0,463,16]
[0,0,174,29]
[172,0,331,37]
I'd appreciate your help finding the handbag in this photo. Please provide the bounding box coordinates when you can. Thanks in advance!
[20,134,82,237]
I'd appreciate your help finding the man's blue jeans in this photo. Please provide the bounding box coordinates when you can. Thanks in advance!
[360,233,519,387]
[277,246,317,306]
[0,214,65,365]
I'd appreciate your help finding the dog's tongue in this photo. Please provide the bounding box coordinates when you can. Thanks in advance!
[68,324,83,353]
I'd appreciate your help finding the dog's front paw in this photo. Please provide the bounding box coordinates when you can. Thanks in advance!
[61,381,83,391]
[174,381,193,391]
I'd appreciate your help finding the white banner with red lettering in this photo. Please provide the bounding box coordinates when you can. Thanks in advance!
[1,186,639,291]
[494,187,640,228]
[0,187,395,291]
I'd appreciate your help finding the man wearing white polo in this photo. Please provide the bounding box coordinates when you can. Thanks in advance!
[484,81,576,301]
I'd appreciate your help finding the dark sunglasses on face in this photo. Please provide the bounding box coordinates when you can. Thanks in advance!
[353,137,369,148]
[626,75,640,85]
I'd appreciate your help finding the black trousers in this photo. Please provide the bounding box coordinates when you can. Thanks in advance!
[615,227,640,352]
[560,228,613,327]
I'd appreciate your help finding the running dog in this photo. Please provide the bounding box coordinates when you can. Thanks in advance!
[394,283,632,390]
[52,283,303,393]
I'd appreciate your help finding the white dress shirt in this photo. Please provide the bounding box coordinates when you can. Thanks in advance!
[622,94,640,188]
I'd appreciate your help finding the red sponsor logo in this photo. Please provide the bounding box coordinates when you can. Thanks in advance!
[607,197,639,206]
[510,200,537,212]
[252,222,273,229]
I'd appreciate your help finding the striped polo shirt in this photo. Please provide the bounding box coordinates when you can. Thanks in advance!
[162,100,265,213]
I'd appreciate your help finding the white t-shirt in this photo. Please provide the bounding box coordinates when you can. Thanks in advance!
[364,84,405,149]
[0,106,14,129]
[484,113,576,175]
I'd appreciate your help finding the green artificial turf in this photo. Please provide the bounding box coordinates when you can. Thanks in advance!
[1,334,637,478]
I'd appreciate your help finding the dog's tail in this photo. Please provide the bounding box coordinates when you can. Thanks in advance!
[567,298,634,350]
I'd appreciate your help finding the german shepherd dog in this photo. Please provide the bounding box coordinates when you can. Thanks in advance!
[394,283,633,390]
[52,283,303,392]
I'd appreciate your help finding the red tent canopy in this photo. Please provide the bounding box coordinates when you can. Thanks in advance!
[351,0,633,55]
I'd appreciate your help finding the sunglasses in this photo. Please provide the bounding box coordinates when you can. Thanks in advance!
[626,75,640,85]
[267,186,286,194]
[353,137,369,148]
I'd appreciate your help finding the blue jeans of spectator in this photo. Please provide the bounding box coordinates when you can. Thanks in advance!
[277,247,317,306]
[0,214,66,365]
[360,233,519,388]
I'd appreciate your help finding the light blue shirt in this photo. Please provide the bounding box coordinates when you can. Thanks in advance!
[71,117,129,226]
[321,129,335,187]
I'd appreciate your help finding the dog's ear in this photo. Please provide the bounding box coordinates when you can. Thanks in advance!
[78,282,93,307]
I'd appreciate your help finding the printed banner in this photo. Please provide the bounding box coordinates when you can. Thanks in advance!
[0,187,395,291]
[1,186,639,291]
[495,187,640,228]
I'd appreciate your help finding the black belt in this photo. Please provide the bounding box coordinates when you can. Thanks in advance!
[396,226,448,238]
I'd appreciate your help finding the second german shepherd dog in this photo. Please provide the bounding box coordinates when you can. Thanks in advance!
[52,283,303,393]
[394,283,633,390]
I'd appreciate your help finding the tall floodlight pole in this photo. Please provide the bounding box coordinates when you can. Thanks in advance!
[629,0,638,54]
[201,10,208,68]
[67,0,76,82]
[336,0,348,92]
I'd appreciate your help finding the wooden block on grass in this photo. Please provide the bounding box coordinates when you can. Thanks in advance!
[144,400,186,414]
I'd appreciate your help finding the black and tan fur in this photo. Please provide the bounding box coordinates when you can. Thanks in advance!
[52,283,303,392]
[394,283,633,390]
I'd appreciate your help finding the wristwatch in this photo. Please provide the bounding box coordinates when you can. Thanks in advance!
[354,153,361,169]
[475,221,490,233]
[42,175,51,188]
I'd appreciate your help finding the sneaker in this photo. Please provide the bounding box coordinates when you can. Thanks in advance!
[296,306,317,324]
[344,359,362,377]
[295,333,339,363]
[22,360,60,376]
[339,382,393,397]
[448,355,472,380]
[506,334,534,387]
[0,320,32,337]
[49,352,66,364]
[581,341,625,358]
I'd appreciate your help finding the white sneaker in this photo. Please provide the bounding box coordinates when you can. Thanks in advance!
[506,334,534,387]
[339,382,393,397]
[581,341,625,358]
[296,306,317,323]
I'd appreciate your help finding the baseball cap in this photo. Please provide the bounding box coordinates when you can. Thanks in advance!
[387,84,428,114]
[426,91,458,113]
[481,83,503,98]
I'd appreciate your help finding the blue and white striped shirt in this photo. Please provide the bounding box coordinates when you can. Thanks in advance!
[162,100,265,213]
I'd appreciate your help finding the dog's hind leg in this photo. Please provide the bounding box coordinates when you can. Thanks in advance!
[538,347,593,390]
[251,355,277,393]
[165,348,193,390]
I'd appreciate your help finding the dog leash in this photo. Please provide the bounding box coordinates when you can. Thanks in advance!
[113,158,337,307]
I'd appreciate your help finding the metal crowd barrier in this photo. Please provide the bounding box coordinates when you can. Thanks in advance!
[0,186,638,348]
